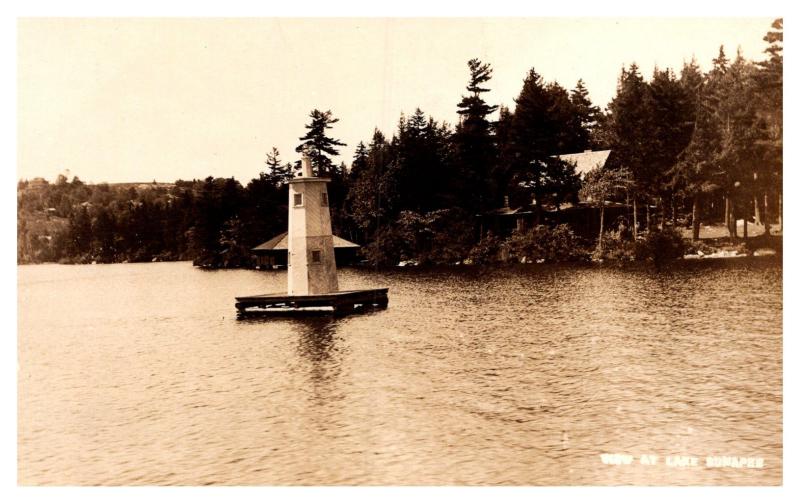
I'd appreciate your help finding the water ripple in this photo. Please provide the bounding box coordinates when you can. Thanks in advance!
[18,259,782,485]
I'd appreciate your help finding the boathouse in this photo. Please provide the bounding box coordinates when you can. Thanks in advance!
[251,232,360,268]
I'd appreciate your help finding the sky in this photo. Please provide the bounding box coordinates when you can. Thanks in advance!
[17,17,775,184]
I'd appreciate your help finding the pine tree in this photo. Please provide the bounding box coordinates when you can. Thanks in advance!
[510,67,581,220]
[295,112,349,233]
[454,59,498,210]
[547,82,582,154]
[671,56,725,240]
[569,79,601,151]
[295,109,347,176]
[608,63,654,234]
[680,57,704,95]
[712,45,729,72]
[345,129,395,242]
[715,49,764,239]
[351,142,369,178]
[591,110,615,150]
[755,18,783,234]
[646,66,696,227]
[666,58,704,230]
[264,147,293,185]
[327,160,350,235]
[491,105,515,204]
[393,109,452,212]
[264,147,280,181]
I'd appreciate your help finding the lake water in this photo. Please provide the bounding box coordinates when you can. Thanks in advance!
[18,259,782,485]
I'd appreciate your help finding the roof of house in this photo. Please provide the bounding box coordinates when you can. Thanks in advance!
[252,232,361,252]
[555,200,630,211]
[483,206,533,217]
[557,149,612,177]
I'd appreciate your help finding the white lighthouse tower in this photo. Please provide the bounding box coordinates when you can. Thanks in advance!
[287,151,339,295]
[235,148,387,315]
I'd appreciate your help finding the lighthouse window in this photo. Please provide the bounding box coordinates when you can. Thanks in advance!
[293,193,303,206]
[311,250,322,263]
[321,192,328,206]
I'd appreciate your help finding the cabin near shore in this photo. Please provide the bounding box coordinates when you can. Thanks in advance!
[479,149,647,239]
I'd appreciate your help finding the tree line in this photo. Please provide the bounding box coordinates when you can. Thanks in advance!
[17,19,782,266]
[594,19,782,243]
[17,175,288,266]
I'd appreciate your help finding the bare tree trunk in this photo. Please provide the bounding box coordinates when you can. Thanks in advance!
[646,202,651,233]
[671,196,677,227]
[534,192,542,226]
[730,198,738,238]
[598,204,605,251]
[633,198,638,239]
[754,195,761,225]
[655,198,660,230]
[692,194,700,241]
[724,194,731,234]
[743,211,748,240]
[753,171,761,225]
[764,193,771,236]
[659,197,666,230]
[626,190,631,234]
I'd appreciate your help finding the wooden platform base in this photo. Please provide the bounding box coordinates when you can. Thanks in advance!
[235,288,388,316]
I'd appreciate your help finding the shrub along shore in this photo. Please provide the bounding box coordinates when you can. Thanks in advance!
[397,224,781,268]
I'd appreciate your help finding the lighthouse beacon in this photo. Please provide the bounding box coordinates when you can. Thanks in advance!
[287,151,339,295]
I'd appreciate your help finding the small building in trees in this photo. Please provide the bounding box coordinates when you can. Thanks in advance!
[479,149,641,239]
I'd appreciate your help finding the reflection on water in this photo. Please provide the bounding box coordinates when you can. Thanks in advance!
[18,259,782,485]
[293,318,338,364]
[293,318,341,405]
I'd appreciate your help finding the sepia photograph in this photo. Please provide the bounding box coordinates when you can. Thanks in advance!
[13,7,787,493]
